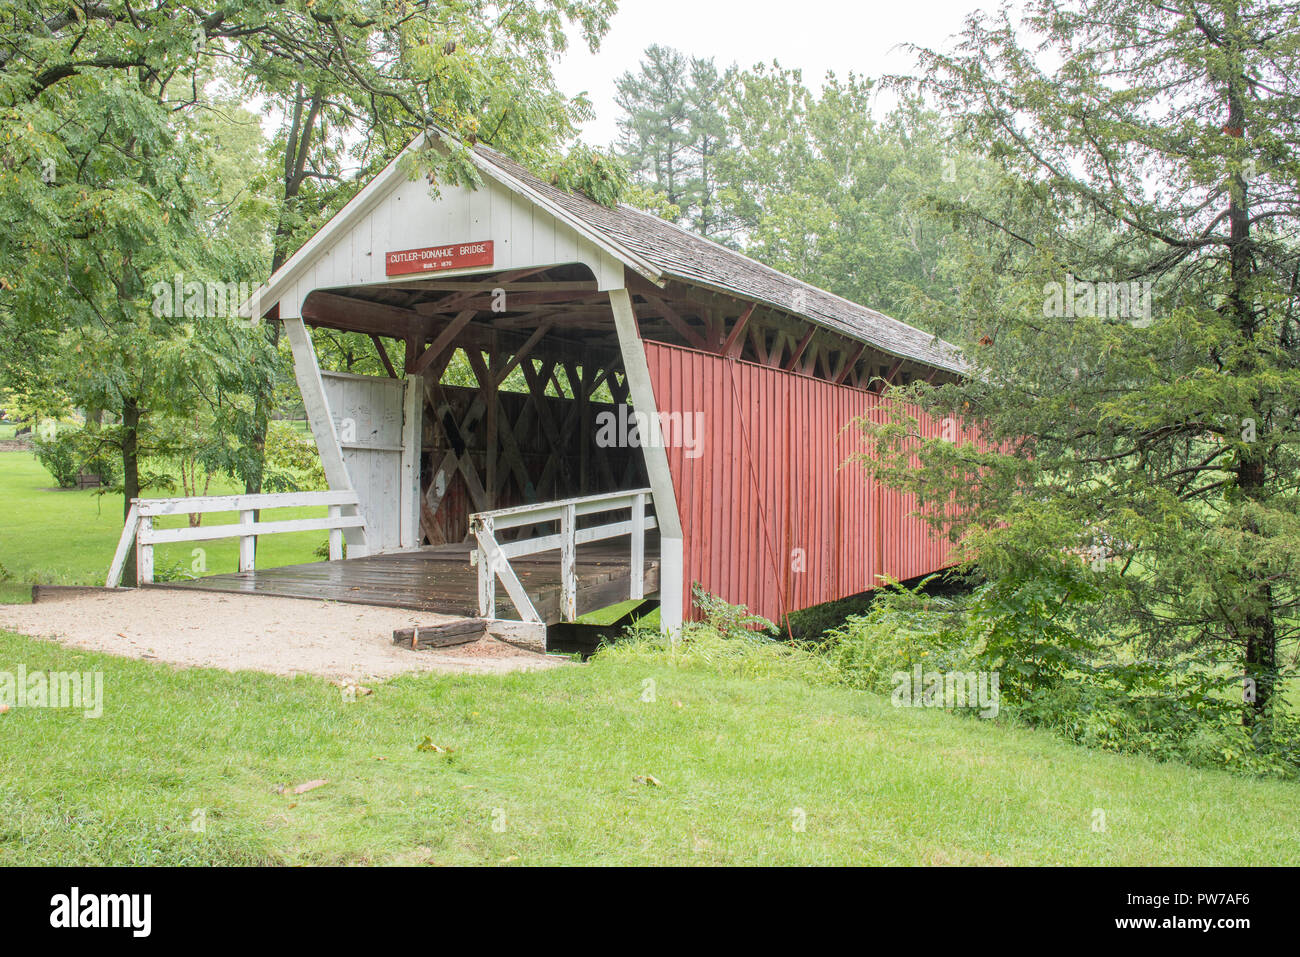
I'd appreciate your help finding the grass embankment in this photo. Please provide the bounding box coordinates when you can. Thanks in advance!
[0,627,1297,865]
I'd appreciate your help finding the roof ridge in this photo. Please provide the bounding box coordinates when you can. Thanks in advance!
[466,139,965,373]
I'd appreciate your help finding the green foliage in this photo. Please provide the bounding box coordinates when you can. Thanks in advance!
[614,45,729,234]
[962,566,1102,705]
[261,421,326,493]
[31,426,81,489]
[824,574,1298,778]
[31,423,117,489]
[596,588,837,685]
[690,584,779,637]
[540,145,632,208]
[1015,659,1300,778]
[824,579,969,693]
[614,49,991,319]
[863,0,1300,726]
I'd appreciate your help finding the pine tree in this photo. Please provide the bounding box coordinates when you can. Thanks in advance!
[869,0,1300,727]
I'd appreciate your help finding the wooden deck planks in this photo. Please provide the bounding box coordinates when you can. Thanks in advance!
[151,535,660,624]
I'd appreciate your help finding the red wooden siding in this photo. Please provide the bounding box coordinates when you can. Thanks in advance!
[643,341,963,624]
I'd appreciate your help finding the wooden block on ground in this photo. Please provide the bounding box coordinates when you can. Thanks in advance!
[485,618,548,654]
[393,618,486,650]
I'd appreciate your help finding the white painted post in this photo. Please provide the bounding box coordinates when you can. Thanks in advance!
[136,515,154,585]
[238,509,256,572]
[630,492,646,601]
[476,516,496,619]
[106,502,140,588]
[400,373,422,548]
[328,505,344,561]
[283,315,368,558]
[560,502,577,622]
[608,288,685,637]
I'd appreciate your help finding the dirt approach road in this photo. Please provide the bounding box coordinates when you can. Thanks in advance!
[0,589,565,680]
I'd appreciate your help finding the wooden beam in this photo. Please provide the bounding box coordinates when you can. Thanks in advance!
[411,309,477,377]
[282,317,368,558]
[874,358,905,393]
[642,296,707,349]
[414,290,607,315]
[721,303,757,358]
[608,288,684,636]
[785,326,816,371]
[494,320,553,388]
[302,291,429,339]
[400,374,422,548]
[422,266,553,313]
[395,280,597,294]
[748,324,769,365]
[393,619,485,649]
[833,342,867,385]
[369,335,398,378]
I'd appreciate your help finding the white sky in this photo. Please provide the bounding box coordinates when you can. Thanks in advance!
[555,0,997,146]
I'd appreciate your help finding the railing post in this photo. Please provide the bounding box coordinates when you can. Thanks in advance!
[328,505,343,561]
[136,515,154,585]
[475,515,496,619]
[630,492,646,601]
[560,502,577,622]
[106,502,141,588]
[238,509,256,573]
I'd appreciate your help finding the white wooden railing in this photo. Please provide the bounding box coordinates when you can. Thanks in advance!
[469,488,657,623]
[106,490,368,587]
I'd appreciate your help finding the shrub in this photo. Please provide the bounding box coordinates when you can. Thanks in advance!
[32,425,82,488]
[1010,660,1299,778]
[262,421,326,492]
[595,587,839,686]
[823,571,1299,778]
[823,579,970,694]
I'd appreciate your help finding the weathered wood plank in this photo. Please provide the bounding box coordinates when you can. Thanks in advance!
[393,619,486,649]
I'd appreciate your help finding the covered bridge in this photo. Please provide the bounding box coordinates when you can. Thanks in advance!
[226,131,967,636]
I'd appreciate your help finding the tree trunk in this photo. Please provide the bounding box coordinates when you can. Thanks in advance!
[244,86,321,554]
[121,396,140,585]
[1223,5,1277,726]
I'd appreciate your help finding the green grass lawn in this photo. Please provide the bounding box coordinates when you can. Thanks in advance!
[0,450,325,586]
[0,628,1296,865]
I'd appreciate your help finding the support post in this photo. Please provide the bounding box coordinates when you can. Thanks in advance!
[630,491,646,600]
[607,287,686,637]
[238,509,256,572]
[283,315,369,558]
[560,502,577,622]
[328,505,344,560]
[136,515,154,585]
[400,373,422,548]
[106,502,140,588]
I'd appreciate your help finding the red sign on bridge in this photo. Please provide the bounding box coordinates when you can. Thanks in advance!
[386,241,494,276]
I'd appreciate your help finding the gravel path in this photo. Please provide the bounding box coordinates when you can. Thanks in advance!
[0,589,563,680]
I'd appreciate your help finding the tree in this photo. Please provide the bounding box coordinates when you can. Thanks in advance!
[682,56,730,238]
[866,0,1300,727]
[226,0,618,501]
[612,52,987,318]
[1,0,618,576]
[615,45,695,214]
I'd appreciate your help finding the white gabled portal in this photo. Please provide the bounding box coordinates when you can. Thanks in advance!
[262,136,635,320]
[253,132,689,630]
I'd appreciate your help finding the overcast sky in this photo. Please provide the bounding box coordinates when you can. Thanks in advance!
[554,0,996,146]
